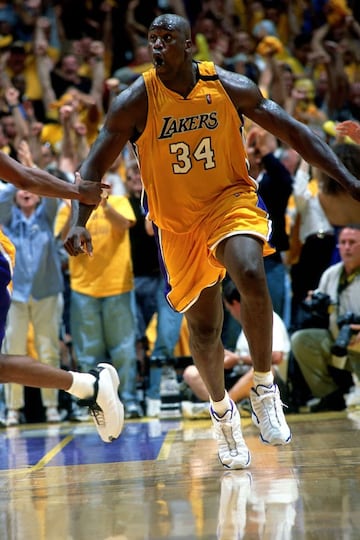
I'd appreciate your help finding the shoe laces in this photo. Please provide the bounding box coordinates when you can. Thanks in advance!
[255,387,288,423]
[89,404,105,426]
[212,406,243,456]
[221,423,240,456]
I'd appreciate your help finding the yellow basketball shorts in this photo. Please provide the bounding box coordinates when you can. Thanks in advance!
[154,189,274,313]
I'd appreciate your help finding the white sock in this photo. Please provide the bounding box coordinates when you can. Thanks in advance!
[210,391,231,416]
[253,371,274,388]
[67,371,96,400]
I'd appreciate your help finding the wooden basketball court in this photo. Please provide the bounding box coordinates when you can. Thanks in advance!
[1,409,359,539]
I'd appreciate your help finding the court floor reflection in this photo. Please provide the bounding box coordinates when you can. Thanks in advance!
[217,469,299,539]
[0,411,359,539]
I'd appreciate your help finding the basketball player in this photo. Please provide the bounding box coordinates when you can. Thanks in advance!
[0,151,123,442]
[64,14,360,469]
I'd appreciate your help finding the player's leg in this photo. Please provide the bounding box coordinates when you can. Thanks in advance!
[0,356,124,442]
[185,285,251,469]
[157,226,250,467]
[217,234,291,446]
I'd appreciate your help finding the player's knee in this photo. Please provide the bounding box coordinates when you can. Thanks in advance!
[188,322,222,351]
[241,258,265,283]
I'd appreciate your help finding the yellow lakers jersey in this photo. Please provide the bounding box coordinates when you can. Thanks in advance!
[135,61,256,233]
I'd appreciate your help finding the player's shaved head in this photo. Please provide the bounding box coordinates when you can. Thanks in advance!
[149,13,191,40]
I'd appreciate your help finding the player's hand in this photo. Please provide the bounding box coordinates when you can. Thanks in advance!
[64,226,93,257]
[336,120,360,144]
[75,172,110,205]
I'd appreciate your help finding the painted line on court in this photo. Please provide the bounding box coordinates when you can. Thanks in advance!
[29,434,74,472]
[4,434,75,476]
[157,429,177,461]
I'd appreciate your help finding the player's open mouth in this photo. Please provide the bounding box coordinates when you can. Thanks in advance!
[153,55,164,67]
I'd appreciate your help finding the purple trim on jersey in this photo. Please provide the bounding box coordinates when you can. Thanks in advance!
[141,188,149,214]
[0,251,12,347]
[151,224,174,308]
[257,193,269,214]
[140,189,173,305]
[257,194,274,247]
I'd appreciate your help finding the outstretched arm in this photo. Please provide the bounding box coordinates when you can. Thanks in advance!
[250,101,360,201]
[0,151,108,204]
[219,68,360,201]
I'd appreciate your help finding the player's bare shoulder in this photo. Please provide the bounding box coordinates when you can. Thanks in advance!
[106,76,148,134]
[215,65,263,112]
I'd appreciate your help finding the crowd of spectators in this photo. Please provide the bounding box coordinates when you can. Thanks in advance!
[0,0,359,424]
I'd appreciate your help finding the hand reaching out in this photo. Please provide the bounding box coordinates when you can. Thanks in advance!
[336,120,360,144]
[18,140,35,168]
[74,171,110,206]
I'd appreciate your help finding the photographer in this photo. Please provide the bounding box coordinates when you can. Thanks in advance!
[291,224,360,412]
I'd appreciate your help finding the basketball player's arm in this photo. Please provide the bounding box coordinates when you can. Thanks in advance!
[64,78,147,256]
[218,68,360,202]
[75,79,147,224]
[0,151,108,204]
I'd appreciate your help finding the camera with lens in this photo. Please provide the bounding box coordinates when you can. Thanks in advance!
[300,291,332,328]
[302,291,332,315]
[331,312,360,358]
